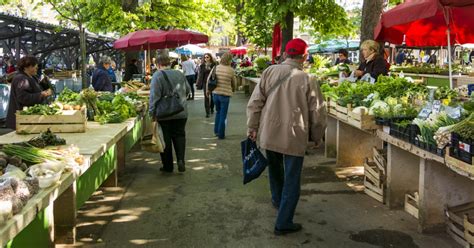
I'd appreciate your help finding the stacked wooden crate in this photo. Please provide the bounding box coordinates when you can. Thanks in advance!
[16,108,87,134]
[327,98,338,117]
[364,147,387,203]
[348,108,378,130]
[446,202,474,247]
[336,104,351,122]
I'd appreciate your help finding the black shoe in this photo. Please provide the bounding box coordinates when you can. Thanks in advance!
[178,161,185,172]
[274,223,303,236]
[160,167,172,173]
[211,110,214,114]
[206,114,210,118]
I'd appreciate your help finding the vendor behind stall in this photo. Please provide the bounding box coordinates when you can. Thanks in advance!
[335,49,352,65]
[354,40,388,81]
[6,56,53,129]
[92,56,113,92]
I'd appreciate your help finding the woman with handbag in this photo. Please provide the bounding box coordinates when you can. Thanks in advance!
[196,53,216,118]
[149,50,191,173]
[208,52,235,139]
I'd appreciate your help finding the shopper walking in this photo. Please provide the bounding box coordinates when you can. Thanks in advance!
[210,52,235,139]
[92,56,113,92]
[181,55,197,100]
[247,38,327,235]
[196,53,216,118]
[149,50,191,173]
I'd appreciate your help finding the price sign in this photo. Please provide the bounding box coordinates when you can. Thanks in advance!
[432,100,441,114]
[418,107,432,119]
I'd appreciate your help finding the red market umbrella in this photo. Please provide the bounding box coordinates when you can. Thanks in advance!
[374,0,474,87]
[114,29,209,51]
[272,23,282,64]
[113,29,166,51]
[148,29,209,48]
[230,46,247,55]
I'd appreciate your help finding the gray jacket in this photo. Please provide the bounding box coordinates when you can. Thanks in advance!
[149,69,191,121]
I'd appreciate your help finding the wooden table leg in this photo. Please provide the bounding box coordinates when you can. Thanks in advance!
[325,116,338,158]
[54,182,76,244]
[418,159,474,233]
[336,120,382,167]
[386,144,419,209]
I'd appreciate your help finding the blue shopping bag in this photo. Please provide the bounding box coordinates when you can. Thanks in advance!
[241,138,268,184]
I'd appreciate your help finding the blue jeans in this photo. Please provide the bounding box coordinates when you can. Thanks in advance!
[213,94,230,139]
[267,150,304,229]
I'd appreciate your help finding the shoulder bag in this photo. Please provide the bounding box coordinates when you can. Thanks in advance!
[154,70,185,120]
[206,65,218,91]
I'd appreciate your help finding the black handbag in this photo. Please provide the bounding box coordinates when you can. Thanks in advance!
[154,70,184,120]
[207,66,218,91]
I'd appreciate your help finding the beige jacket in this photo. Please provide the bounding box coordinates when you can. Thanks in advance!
[213,65,235,96]
[247,59,327,157]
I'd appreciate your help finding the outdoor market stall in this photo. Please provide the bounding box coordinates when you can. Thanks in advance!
[0,86,151,247]
[322,74,474,246]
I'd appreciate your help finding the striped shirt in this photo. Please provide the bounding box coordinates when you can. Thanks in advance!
[213,65,235,97]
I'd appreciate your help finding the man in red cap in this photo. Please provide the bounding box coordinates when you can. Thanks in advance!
[247,38,327,235]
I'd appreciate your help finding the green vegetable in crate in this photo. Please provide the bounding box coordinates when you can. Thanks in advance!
[449,113,474,141]
[20,104,61,115]
[57,88,81,104]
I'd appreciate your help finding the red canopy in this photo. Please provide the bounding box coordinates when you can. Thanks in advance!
[374,0,474,46]
[230,46,247,55]
[114,29,209,51]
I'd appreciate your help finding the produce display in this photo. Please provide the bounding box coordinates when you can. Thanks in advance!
[0,130,84,222]
[80,88,143,124]
[121,80,146,92]
[322,75,473,158]
[57,88,83,110]
[391,64,469,75]
[20,104,61,115]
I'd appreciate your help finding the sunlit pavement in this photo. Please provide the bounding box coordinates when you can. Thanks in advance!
[74,91,455,248]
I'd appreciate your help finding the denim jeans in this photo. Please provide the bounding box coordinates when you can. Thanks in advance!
[213,94,230,139]
[266,150,304,229]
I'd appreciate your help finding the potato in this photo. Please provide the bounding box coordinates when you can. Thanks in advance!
[74,105,81,110]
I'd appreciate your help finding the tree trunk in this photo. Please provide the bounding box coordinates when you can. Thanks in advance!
[280,11,294,57]
[122,0,139,78]
[79,24,88,89]
[360,0,385,61]
[235,1,245,46]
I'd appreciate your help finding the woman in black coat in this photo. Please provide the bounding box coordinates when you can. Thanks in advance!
[196,53,216,118]
[6,56,53,129]
[355,40,388,81]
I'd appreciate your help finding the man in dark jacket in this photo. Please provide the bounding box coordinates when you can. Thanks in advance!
[123,59,140,81]
[92,56,113,92]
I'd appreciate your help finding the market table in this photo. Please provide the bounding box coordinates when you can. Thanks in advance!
[325,114,474,233]
[0,114,149,247]
[391,72,474,88]
[241,77,260,95]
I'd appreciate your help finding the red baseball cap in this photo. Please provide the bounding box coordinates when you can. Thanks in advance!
[285,38,308,55]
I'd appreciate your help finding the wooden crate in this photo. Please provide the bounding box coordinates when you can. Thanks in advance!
[446,202,474,247]
[373,147,387,175]
[336,104,351,122]
[348,108,378,130]
[445,148,474,178]
[327,98,337,117]
[53,70,78,78]
[364,159,385,203]
[16,108,87,134]
[405,192,419,219]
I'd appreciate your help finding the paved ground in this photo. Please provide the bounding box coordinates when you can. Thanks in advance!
[74,91,457,248]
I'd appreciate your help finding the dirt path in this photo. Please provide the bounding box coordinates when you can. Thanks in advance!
[75,92,455,248]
